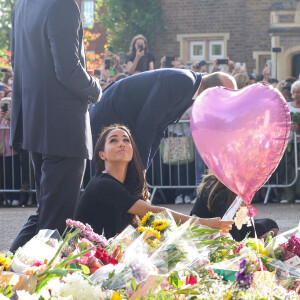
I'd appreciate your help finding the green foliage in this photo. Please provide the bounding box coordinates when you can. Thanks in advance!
[0,0,16,52]
[0,284,14,298]
[95,0,164,53]
[168,271,183,288]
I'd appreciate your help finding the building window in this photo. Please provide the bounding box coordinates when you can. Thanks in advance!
[209,41,224,60]
[190,41,205,61]
[176,33,229,69]
[82,0,94,28]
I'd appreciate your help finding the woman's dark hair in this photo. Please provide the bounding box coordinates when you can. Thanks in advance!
[127,34,148,60]
[197,170,236,212]
[94,124,148,201]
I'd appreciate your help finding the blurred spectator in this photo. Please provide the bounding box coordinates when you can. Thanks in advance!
[280,80,300,204]
[168,108,194,204]
[1,69,13,86]
[0,97,21,206]
[234,73,249,89]
[262,63,270,82]
[281,79,296,102]
[269,78,279,88]
[99,80,108,90]
[191,60,206,73]
[277,80,285,95]
[0,84,4,101]
[5,89,12,98]
[115,73,127,81]
[160,56,185,69]
[127,34,155,75]
[248,73,256,85]
[94,69,101,80]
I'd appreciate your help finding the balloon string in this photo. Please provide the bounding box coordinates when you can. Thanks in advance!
[250,217,264,276]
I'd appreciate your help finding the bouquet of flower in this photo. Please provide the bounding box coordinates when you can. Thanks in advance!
[11,229,62,274]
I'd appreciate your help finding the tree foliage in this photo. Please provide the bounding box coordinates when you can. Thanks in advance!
[84,30,103,70]
[0,0,16,53]
[95,0,164,53]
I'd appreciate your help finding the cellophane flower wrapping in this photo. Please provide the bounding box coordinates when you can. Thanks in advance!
[148,218,202,274]
[265,222,300,262]
[11,229,62,274]
[105,225,139,262]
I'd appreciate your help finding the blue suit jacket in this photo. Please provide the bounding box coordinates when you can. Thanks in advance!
[10,0,101,160]
[90,69,202,169]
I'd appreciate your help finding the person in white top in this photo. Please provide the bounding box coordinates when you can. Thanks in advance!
[280,80,300,204]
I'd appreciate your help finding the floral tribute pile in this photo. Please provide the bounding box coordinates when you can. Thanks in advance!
[0,211,299,299]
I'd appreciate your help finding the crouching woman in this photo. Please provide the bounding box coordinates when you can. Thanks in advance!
[74,124,233,238]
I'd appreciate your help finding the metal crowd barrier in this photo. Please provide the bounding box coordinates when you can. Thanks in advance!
[0,124,298,206]
[146,121,299,205]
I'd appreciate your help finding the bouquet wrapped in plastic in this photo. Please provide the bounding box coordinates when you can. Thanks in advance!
[11,230,62,274]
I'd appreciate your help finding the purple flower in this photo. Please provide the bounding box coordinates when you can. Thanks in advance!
[240,259,247,269]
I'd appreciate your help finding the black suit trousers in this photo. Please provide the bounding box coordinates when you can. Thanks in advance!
[10,152,85,252]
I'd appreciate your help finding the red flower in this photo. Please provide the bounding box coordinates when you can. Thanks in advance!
[94,247,118,265]
[235,244,244,254]
[186,274,197,285]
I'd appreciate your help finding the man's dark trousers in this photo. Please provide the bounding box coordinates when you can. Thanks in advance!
[10,153,85,252]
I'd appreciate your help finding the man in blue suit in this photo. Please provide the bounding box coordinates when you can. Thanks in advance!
[90,69,236,170]
[10,0,101,251]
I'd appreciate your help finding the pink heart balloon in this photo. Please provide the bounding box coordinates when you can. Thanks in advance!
[190,84,290,209]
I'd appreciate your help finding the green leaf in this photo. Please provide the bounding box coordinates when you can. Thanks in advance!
[109,270,115,279]
[130,278,137,292]
[80,264,90,275]
[168,271,183,288]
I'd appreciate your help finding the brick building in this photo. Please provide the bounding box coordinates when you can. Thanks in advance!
[78,0,300,80]
[153,0,300,80]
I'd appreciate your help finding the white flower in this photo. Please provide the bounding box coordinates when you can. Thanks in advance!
[38,273,112,300]
[234,206,249,230]
[16,290,40,300]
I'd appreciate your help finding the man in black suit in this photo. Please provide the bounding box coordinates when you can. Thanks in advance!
[10,0,101,251]
[90,69,236,170]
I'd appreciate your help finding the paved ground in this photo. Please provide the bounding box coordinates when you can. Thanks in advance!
[1,203,299,252]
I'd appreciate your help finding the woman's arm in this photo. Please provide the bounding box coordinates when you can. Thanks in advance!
[148,61,154,70]
[128,200,233,234]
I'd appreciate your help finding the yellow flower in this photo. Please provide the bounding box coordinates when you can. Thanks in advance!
[223,292,232,300]
[146,238,161,250]
[111,292,122,300]
[237,291,246,297]
[0,253,12,270]
[153,219,170,231]
[137,226,161,240]
[140,212,151,227]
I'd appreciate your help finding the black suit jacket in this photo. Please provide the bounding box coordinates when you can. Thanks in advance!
[90,69,202,169]
[10,0,101,159]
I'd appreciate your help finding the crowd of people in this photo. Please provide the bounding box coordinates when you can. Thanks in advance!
[1,33,300,209]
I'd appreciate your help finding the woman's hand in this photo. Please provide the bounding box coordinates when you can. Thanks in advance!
[136,47,145,60]
[198,217,233,234]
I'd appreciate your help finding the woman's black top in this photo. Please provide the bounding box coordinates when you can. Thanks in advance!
[190,180,278,241]
[128,52,156,73]
[74,171,139,239]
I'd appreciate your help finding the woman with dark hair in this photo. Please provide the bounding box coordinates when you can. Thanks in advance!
[74,124,233,238]
[190,170,279,241]
[126,34,155,75]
